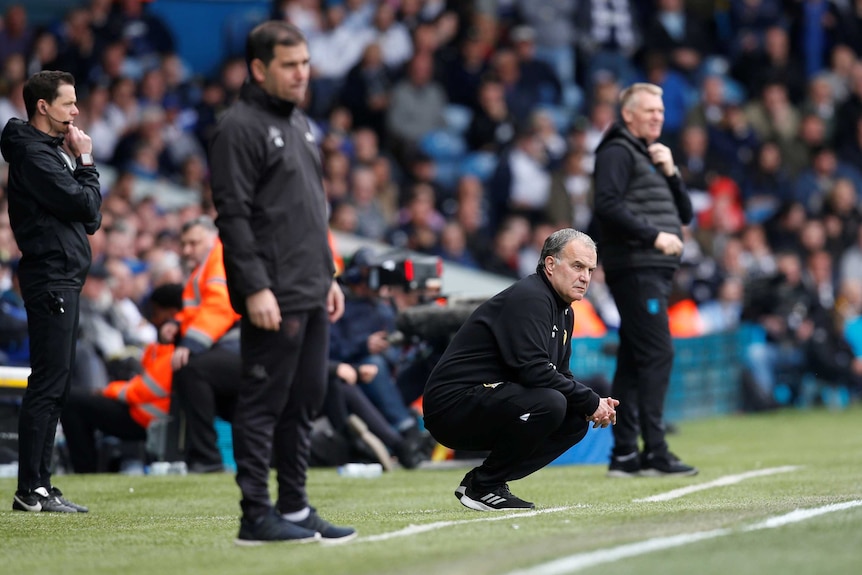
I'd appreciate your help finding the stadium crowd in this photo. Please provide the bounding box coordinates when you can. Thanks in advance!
[2,0,862,471]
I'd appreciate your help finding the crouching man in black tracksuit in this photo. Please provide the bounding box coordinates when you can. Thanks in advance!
[423,228,618,511]
[1,70,101,513]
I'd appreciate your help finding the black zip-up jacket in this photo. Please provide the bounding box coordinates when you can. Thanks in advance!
[593,122,692,272]
[209,83,334,315]
[424,272,601,419]
[0,118,102,297]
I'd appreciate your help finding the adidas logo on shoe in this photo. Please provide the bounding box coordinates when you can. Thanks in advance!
[459,481,534,512]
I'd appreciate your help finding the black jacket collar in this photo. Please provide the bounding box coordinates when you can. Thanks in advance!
[240,82,297,118]
[537,270,570,310]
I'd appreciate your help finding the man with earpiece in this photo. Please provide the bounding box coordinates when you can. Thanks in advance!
[1,70,102,514]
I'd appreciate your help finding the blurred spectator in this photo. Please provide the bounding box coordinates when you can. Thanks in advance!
[433,220,480,269]
[371,2,413,69]
[643,0,712,80]
[348,165,389,241]
[445,28,489,111]
[576,0,641,94]
[488,123,551,229]
[466,76,515,152]
[0,4,32,64]
[514,0,578,86]
[732,25,806,105]
[685,75,729,130]
[54,7,98,82]
[105,0,176,73]
[545,148,592,232]
[743,140,793,221]
[339,42,392,143]
[510,25,562,108]
[385,51,447,155]
[387,183,445,252]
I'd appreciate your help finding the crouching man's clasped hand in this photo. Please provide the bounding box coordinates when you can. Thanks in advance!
[587,397,619,428]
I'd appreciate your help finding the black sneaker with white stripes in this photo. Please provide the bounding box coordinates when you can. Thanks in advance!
[459,481,534,512]
[454,470,475,501]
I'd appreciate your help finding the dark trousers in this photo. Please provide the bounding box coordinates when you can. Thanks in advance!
[18,290,80,493]
[606,267,675,458]
[233,308,329,520]
[172,346,242,469]
[321,376,402,448]
[60,388,147,473]
[424,382,589,489]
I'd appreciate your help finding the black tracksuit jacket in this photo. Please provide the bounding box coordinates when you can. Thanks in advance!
[0,118,102,297]
[208,83,334,316]
[424,272,600,419]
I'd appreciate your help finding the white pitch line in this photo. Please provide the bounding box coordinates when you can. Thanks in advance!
[504,500,862,575]
[354,505,586,544]
[633,466,801,503]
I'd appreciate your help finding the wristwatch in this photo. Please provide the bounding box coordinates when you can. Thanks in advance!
[78,153,94,166]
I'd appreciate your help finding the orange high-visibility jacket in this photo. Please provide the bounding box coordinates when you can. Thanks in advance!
[570,299,608,338]
[102,342,174,428]
[176,238,241,351]
[329,230,344,277]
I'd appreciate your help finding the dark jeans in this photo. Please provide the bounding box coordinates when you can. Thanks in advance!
[233,308,329,520]
[424,382,589,490]
[172,346,242,469]
[60,388,147,473]
[18,289,80,492]
[606,267,675,459]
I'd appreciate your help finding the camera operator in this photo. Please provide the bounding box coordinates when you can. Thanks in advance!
[330,248,431,465]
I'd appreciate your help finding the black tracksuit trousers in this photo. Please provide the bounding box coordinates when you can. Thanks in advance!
[424,382,589,490]
[233,308,329,521]
[18,290,79,493]
[605,267,675,459]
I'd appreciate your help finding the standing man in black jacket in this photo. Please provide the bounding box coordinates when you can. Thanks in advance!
[593,82,697,478]
[209,21,353,545]
[424,228,619,511]
[1,70,101,513]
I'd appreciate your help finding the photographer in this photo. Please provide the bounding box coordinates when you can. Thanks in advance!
[330,248,431,464]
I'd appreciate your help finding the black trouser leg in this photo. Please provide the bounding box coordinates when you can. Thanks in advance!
[233,309,327,520]
[18,290,78,493]
[273,308,328,514]
[173,348,242,469]
[60,388,147,473]
[607,268,675,458]
[424,383,588,489]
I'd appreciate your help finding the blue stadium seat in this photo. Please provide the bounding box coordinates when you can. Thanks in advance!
[443,104,474,135]
[460,152,498,182]
[419,130,468,162]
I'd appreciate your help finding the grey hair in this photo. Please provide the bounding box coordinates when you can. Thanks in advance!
[537,228,597,273]
[619,82,663,111]
[181,215,217,234]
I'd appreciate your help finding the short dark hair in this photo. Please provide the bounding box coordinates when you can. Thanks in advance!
[22,70,75,120]
[246,20,306,69]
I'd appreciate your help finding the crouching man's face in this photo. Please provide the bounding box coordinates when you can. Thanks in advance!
[544,240,597,304]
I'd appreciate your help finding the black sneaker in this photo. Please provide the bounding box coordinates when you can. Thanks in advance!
[460,482,535,512]
[607,452,641,478]
[235,508,320,546]
[50,487,89,513]
[454,470,475,501]
[285,507,357,543]
[12,487,77,513]
[640,452,698,477]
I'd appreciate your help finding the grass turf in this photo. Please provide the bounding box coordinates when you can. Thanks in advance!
[1,405,860,575]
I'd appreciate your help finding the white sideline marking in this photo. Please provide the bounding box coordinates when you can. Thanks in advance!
[504,500,862,575]
[633,466,801,503]
[355,505,584,544]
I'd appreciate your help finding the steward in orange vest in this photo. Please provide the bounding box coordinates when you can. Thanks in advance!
[169,216,243,472]
[60,283,184,473]
[103,342,175,427]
